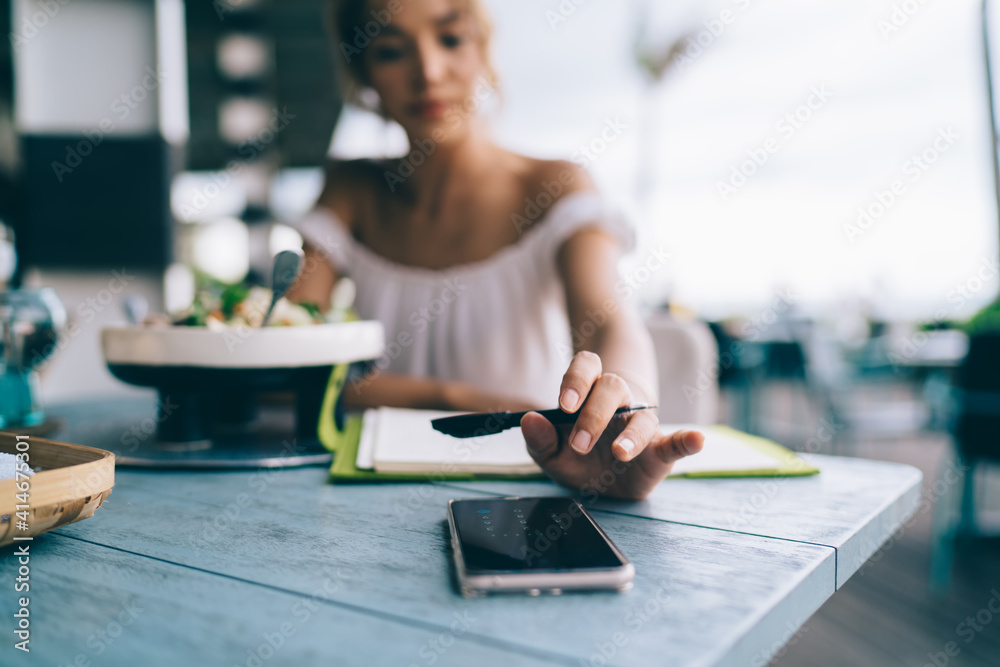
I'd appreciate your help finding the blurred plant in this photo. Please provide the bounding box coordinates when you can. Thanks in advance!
[917,320,961,332]
[961,297,1000,335]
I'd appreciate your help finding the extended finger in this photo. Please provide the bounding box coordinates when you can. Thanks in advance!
[610,408,660,462]
[568,373,632,455]
[650,429,705,465]
[559,351,602,413]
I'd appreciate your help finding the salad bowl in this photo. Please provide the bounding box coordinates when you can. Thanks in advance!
[98,320,384,465]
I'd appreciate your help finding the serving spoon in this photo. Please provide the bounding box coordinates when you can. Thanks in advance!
[261,250,303,327]
[122,294,148,325]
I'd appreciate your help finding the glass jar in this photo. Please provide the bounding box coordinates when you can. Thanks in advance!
[0,288,66,427]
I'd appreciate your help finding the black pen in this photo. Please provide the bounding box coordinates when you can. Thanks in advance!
[430,405,656,438]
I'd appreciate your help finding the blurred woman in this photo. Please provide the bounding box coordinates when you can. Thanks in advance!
[288,0,702,499]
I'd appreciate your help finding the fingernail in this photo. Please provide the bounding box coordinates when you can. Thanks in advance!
[561,389,579,411]
[571,430,591,454]
[616,437,636,458]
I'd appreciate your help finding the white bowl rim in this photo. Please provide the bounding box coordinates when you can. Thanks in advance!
[100,320,385,368]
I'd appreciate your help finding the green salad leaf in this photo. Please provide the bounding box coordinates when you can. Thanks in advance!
[221,283,251,318]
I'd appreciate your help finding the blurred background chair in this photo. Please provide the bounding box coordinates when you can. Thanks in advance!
[930,332,1000,591]
[646,312,719,425]
[954,332,1000,533]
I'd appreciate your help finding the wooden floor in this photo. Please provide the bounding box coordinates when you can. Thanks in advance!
[732,380,1000,667]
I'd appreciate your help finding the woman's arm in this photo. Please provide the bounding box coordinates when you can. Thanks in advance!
[558,228,658,404]
[285,160,363,309]
[341,373,540,413]
[520,227,704,500]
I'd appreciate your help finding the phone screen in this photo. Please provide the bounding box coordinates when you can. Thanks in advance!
[451,497,627,573]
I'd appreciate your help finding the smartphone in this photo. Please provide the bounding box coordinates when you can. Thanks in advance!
[447,496,635,598]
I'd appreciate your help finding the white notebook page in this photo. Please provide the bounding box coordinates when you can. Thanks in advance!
[369,408,541,475]
[664,425,785,475]
[360,409,790,476]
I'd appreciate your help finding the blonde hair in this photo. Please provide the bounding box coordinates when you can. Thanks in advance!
[328,0,499,113]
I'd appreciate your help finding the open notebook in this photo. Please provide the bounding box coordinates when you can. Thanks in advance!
[353,407,818,478]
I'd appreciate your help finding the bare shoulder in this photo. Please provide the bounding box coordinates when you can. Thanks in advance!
[522,158,597,200]
[316,159,386,231]
[519,159,622,261]
[503,155,598,234]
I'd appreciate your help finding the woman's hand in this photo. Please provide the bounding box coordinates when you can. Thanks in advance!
[520,351,704,500]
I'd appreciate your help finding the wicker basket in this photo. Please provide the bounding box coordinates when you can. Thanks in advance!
[0,433,115,547]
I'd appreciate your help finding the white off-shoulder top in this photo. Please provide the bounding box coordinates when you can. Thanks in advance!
[293,190,635,408]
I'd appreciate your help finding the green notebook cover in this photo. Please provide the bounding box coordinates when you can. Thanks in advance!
[667,425,819,478]
[316,366,819,483]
